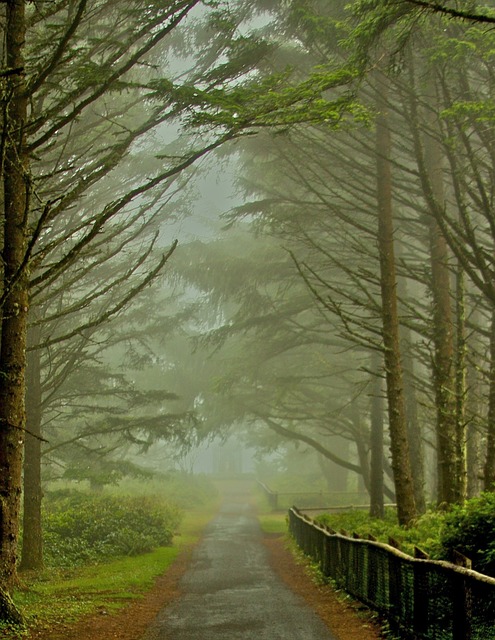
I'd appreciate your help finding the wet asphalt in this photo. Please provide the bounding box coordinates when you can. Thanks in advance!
[142,487,338,640]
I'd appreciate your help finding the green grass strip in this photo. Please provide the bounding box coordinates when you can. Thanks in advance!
[11,545,184,637]
[3,509,215,638]
[257,513,288,534]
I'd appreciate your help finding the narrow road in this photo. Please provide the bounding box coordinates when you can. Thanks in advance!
[142,491,338,640]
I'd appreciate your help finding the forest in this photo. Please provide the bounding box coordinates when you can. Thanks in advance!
[1,0,495,627]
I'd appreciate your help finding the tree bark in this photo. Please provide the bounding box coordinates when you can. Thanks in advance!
[0,0,29,595]
[20,324,43,571]
[375,70,417,526]
[369,354,384,519]
[466,306,483,497]
[466,400,483,497]
[422,120,463,506]
[0,586,23,625]
[454,264,467,499]
[402,338,426,513]
[396,245,426,513]
[405,54,467,506]
[483,310,495,490]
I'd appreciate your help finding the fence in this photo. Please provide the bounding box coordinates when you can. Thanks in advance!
[289,507,495,639]
[257,481,368,511]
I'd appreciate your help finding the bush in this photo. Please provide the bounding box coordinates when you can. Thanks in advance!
[315,508,445,558]
[440,492,495,576]
[313,496,495,577]
[43,491,182,567]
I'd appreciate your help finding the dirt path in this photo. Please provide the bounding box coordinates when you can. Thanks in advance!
[27,495,384,640]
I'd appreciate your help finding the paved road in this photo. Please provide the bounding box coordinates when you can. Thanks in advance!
[142,492,338,640]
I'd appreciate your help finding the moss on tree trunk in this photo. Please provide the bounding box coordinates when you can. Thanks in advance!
[0,586,23,626]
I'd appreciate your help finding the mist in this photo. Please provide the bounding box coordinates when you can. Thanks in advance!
[1,6,495,628]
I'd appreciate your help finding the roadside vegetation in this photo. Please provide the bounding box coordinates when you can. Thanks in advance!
[12,546,184,636]
[258,514,288,535]
[257,476,495,578]
[42,492,182,566]
[315,492,495,577]
[315,509,444,558]
[254,481,289,535]
[0,474,219,638]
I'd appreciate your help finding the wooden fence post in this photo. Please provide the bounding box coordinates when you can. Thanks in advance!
[452,551,473,640]
[413,547,430,637]
[388,538,402,634]
[367,536,378,607]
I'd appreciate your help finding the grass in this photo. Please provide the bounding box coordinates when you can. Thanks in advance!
[253,484,289,535]
[16,546,181,621]
[257,513,288,535]
[2,507,216,639]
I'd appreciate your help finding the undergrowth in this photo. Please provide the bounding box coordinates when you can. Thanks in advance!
[314,508,445,558]
[2,506,215,640]
[314,492,495,576]
[43,492,182,567]
[440,491,495,576]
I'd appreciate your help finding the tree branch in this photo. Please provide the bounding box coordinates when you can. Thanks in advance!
[31,129,239,288]
[27,0,88,95]
[403,0,495,23]
[0,67,23,78]
[36,240,178,349]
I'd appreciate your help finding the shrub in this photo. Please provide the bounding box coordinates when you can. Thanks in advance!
[43,492,182,567]
[440,492,495,576]
[315,508,445,558]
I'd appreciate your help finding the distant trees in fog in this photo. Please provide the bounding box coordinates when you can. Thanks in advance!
[1,0,495,614]
[179,0,495,527]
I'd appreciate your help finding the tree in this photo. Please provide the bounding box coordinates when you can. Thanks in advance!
[374,67,417,524]
[184,0,495,518]
[404,54,465,505]
[172,217,397,502]
[0,0,279,599]
[20,269,199,569]
[0,0,30,595]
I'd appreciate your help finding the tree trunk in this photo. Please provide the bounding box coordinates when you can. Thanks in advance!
[375,70,417,526]
[20,325,43,571]
[317,444,349,493]
[347,400,371,500]
[369,351,384,518]
[454,264,467,499]
[483,310,495,490]
[423,125,462,506]
[0,586,24,625]
[466,306,483,497]
[0,0,29,595]
[396,249,426,513]
[404,53,467,505]
[403,342,426,514]
[466,411,483,497]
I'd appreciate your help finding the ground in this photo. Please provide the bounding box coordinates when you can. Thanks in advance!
[26,530,385,640]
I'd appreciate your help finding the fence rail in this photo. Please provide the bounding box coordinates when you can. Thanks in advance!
[289,507,495,640]
[256,481,368,510]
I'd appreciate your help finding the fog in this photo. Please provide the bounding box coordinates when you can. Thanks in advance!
[1,4,495,591]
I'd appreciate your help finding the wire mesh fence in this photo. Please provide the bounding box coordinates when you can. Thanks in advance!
[289,507,495,639]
